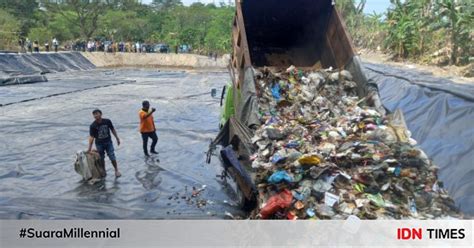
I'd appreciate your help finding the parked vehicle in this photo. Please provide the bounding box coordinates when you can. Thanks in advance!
[178,44,191,53]
[144,44,154,53]
[153,44,169,53]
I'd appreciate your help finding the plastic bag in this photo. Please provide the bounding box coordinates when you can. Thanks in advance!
[268,171,293,184]
[260,189,293,219]
[74,151,106,183]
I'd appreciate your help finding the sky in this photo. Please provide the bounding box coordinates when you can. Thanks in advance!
[141,0,392,14]
[362,0,392,14]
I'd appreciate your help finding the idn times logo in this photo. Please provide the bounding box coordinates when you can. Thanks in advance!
[397,228,465,240]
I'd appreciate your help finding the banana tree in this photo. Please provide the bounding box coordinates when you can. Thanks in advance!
[385,0,429,59]
[435,0,473,65]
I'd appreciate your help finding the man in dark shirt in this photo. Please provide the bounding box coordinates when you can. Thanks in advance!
[88,109,121,177]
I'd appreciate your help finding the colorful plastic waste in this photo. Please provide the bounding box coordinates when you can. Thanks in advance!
[268,170,293,184]
[297,155,321,166]
[306,208,316,218]
[271,152,286,164]
[271,83,281,101]
[259,189,293,219]
[250,66,461,220]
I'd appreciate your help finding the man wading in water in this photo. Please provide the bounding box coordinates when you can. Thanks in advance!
[139,100,158,157]
[88,109,122,177]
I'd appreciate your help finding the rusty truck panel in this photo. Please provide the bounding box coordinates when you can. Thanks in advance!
[231,0,356,88]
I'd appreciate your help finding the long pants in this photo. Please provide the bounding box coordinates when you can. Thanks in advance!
[141,132,158,154]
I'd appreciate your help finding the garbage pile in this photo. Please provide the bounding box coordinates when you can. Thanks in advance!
[74,151,106,184]
[249,66,461,220]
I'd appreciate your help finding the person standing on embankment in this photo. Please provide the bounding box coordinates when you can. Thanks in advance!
[139,100,158,157]
[52,38,59,52]
[33,41,39,53]
[88,109,122,177]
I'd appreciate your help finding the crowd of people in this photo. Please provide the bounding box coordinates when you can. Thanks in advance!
[17,37,221,58]
[72,40,179,54]
[18,38,172,54]
[83,41,150,53]
[18,37,60,53]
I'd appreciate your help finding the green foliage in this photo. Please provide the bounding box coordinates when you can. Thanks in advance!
[204,8,233,52]
[0,0,234,53]
[40,0,109,40]
[384,0,428,59]
[1,0,470,62]
[434,0,473,64]
[151,0,183,11]
[28,27,53,45]
[99,10,148,41]
[0,9,20,50]
[48,12,81,41]
[337,0,387,50]
[0,0,38,36]
[337,0,473,65]
[148,3,234,53]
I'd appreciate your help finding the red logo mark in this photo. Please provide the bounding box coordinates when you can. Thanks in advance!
[397,228,423,240]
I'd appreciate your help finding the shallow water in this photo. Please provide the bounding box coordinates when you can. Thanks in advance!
[0,68,243,219]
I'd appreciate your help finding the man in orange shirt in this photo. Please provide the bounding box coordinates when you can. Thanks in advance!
[139,100,158,156]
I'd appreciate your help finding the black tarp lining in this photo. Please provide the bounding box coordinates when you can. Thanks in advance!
[1,52,472,216]
[0,52,95,86]
[0,68,243,219]
[364,62,474,215]
[365,63,474,102]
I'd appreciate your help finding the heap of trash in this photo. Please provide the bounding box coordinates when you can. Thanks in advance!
[249,66,461,220]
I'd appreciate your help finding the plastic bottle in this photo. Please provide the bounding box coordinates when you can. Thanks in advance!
[409,198,418,216]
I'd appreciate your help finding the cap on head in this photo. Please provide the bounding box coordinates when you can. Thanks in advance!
[92,109,102,115]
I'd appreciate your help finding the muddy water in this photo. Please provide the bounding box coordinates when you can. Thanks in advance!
[0,68,243,219]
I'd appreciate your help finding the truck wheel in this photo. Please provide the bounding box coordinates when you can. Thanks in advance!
[228,167,256,211]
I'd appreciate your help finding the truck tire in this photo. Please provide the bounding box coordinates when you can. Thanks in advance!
[228,166,256,211]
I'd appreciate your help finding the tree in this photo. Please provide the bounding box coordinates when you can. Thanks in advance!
[28,27,53,45]
[0,0,39,36]
[384,0,428,59]
[151,0,182,11]
[48,12,81,42]
[0,9,20,50]
[3,0,236,53]
[336,0,367,46]
[105,0,140,10]
[99,10,147,41]
[205,8,233,52]
[336,0,365,18]
[41,0,108,40]
[435,0,473,65]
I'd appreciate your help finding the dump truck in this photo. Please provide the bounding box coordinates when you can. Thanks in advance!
[209,0,386,211]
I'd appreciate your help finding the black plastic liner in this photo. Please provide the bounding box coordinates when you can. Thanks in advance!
[0,69,243,219]
[0,52,95,86]
[364,63,474,215]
